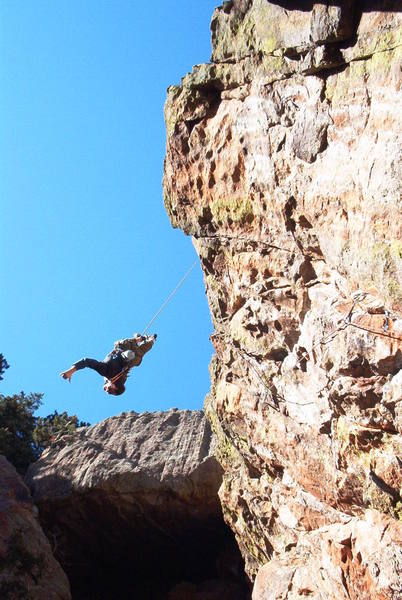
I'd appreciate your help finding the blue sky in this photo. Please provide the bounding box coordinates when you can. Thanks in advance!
[0,0,219,423]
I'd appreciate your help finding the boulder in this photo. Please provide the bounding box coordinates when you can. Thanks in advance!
[26,409,249,599]
[0,455,71,600]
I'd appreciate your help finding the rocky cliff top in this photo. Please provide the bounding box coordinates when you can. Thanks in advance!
[27,409,221,506]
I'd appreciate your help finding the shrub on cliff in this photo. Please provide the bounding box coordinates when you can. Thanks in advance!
[0,355,89,473]
[0,392,89,474]
[33,410,90,454]
[0,391,42,474]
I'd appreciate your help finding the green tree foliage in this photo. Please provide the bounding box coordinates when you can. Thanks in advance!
[33,410,89,455]
[0,392,43,474]
[0,354,9,380]
[0,393,90,474]
[0,354,89,473]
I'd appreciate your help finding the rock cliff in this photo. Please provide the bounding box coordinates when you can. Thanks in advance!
[0,456,71,600]
[26,409,249,599]
[163,2,402,598]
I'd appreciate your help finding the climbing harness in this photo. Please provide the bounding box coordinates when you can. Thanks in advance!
[110,367,129,385]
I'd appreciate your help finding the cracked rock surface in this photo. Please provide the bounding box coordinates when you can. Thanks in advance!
[163,1,402,598]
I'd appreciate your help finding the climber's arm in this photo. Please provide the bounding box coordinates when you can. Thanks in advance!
[136,336,156,357]
[113,334,143,352]
[114,334,156,353]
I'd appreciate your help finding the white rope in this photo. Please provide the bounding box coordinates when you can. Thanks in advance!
[142,260,198,334]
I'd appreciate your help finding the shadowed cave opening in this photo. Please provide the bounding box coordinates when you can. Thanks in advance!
[37,489,251,600]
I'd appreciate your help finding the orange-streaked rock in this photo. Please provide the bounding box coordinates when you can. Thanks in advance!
[163,1,402,598]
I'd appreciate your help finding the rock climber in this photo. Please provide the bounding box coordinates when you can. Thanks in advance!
[60,333,157,396]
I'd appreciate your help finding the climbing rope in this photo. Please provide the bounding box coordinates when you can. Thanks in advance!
[230,342,319,408]
[198,233,295,254]
[108,261,198,386]
[142,260,198,334]
[347,321,402,342]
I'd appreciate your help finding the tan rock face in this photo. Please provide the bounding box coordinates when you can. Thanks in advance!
[26,410,249,599]
[163,1,402,598]
[0,456,71,600]
[252,510,402,600]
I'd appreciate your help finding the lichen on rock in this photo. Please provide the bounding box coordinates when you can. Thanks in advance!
[163,1,402,598]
